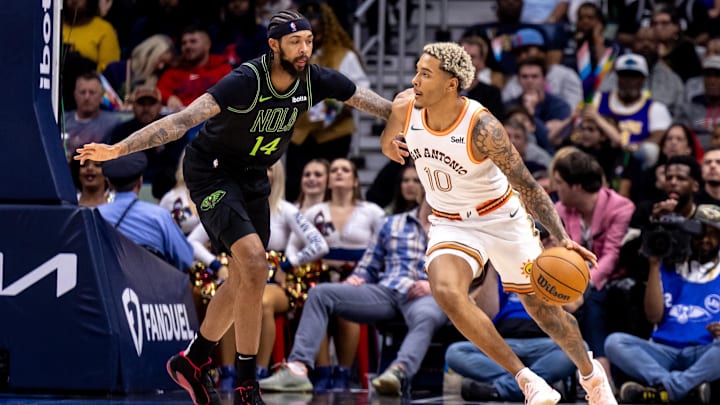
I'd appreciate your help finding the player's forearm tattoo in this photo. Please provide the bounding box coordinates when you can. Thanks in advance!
[118,94,220,155]
[345,87,392,120]
[472,113,569,242]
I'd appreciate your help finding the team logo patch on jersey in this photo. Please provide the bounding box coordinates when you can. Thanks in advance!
[521,259,533,279]
[201,190,226,211]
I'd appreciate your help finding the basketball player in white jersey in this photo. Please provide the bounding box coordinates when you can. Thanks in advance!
[381,42,617,405]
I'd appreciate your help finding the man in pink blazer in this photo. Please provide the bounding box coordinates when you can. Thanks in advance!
[551,148,635,390]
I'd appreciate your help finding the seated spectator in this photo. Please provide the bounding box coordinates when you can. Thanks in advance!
[685,36,720,101]
[599,27,684,118]
[550,106,625,187]
[445,230,583,403]
[620,124,702,203]
[605,204,720,405]
[259,196,448,396]
[289,158,386,390]
[107,86,188,198]
[678,56,720,139]
[563,2,617,73]
[98,152,194,271]
[552,149,635,385]
[212,0,269,67]
[459,33,504,88]
[459,35,505,117]
[62,0,120,72]
[63,72,123,160]
[593,53,672,168]
[157,25,232,111]
[653,6,703,82]
[385,162,421,215]
[505,118,551,173]
[617,0,710,46]
[697,146,720,205]
[102,34,175,104]
[69,156,112,207]
[507,57,572,153]
[503,28,583,110]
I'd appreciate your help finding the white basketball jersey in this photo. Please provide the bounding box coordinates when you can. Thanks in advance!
[403,97,510,216]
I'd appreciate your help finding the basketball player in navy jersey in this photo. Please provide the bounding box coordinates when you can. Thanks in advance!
[381,42,617,405]
[75,10,392,405]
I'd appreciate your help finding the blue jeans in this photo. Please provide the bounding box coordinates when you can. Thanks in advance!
[445,339,577,401]
[605,332,720,401]
[288,283,447,377]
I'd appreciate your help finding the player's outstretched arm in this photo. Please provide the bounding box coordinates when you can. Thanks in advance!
[74,93,221,164]
[344,86,392,121]
[470,111,597,265]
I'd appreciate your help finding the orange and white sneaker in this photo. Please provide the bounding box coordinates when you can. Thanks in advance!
[516,368,561,405]
[579,356,618,405]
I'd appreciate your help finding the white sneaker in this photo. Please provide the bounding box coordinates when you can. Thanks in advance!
[517,369,561,405]
[579,358,618,405]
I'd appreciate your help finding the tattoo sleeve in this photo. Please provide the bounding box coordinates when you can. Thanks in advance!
[344,87,392,120]
[472,112,569,242]
[118,93,221,155]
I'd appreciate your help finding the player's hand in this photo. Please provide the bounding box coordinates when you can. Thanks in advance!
[381,132,409,164]
[344,274,365,286]
[74,143,121,164]
[560,238,598,269]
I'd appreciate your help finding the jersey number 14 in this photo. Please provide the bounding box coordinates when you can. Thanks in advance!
[249,136,281,156]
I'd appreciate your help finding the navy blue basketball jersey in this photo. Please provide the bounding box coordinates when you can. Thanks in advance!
[192,54,356,168]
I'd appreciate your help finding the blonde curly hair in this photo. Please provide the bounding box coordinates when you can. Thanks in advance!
[422,42,475,90]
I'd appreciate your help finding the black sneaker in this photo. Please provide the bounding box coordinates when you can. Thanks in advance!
[460,378,501,401]
[166,351,221,405]
[234,381,265,405]
[619,381,669,404]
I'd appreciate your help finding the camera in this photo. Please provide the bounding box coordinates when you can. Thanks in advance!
[641,214,703,265]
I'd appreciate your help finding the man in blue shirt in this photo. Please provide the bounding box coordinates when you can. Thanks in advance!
[259,197,447,396]
[98,152,194,271]
[605,204,720,404]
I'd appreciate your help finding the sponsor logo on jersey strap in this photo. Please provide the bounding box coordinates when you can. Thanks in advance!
[509,206,520,218]
[201,190,226,211]
[259,95,272,102]
[292,95,307,103]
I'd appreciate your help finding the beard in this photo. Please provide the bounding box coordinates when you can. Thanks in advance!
[278,48,307,80]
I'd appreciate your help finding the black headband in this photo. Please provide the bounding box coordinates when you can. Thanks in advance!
[268,18,312,39]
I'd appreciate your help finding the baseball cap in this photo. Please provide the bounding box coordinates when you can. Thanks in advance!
[703,55,720,71]
[615,54,648,77]
[102,152,148,183]
[694,204,720,231]
[131,86,161,103]
[512,28,546,50]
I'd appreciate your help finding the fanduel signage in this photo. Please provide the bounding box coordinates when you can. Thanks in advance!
[122,288,194,356]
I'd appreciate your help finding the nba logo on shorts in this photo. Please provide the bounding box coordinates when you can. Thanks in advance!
[290,22,297,32]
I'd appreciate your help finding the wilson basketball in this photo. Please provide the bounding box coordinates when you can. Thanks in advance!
[531,247,589,305]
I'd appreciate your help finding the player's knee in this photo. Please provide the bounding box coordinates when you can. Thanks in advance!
[431,283,465,310]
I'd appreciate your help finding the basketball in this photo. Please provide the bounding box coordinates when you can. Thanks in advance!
[531,247,590,305]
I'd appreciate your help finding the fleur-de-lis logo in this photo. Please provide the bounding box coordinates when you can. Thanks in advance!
[200,190,226,211]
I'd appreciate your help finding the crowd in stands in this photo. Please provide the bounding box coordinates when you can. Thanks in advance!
[62,0,720,403]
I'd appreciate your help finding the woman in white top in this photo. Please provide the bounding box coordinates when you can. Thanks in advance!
[297,157,386,390]
[187,161,329,387]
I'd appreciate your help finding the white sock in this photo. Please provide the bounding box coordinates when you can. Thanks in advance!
[582,363,597,380]
[515,367,533,382]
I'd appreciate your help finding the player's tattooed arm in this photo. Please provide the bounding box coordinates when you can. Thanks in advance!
[118,93,221,155]
[471,112,570,242]
[345,86,392,120]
